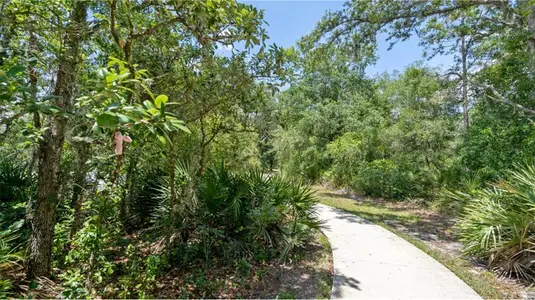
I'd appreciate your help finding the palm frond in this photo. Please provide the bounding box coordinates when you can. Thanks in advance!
[456,163,535,281]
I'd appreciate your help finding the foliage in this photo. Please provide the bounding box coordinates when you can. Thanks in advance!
[277,60,456,200]
[0,221,25,298]
[115,245,165,298]
[162,166,321,262]
[51,163,319,297]
[324,132,366,187]
[354,159,408,199]
[0,158,34,230]
[0,159,30,298]
[0,158,33,202]
[456,164,535,281]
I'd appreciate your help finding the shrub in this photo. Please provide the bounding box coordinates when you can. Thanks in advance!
[115,245,165,298]
[0,158,33,203]
[0,220,24,298]
[128,168,167,230]
[195,167,320,261]
[325,132,365,187]
[456,164,535,281]
[153,166,320,263]
[354,159,414,199]
[0,158,34,233]
[434,171,485,215]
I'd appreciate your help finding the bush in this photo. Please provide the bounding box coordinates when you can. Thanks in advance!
[149,165,320,264]
[0,158,34,230]
[325,132,365,187]
[115,245,165,298]
[0,158,33,203]
[456,164,535,281]
[354,159,414,199]
[0,220,25,298]
[56,165,321,298]
[434,171,485,215]
[195,167,320,261]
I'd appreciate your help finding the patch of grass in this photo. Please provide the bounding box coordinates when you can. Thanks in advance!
[277,290,297,299]
[315,231,333,299]
[316,187,420,225]
[316,187,513,299]
[316,271,332,299]
[394,231,507,299]
[316,231,331,252]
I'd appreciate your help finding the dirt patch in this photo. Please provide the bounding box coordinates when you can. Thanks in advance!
[248,231,333,299]
[153,230,333,299]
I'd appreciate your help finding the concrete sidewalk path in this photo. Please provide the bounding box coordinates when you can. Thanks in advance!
[316,204,481,299]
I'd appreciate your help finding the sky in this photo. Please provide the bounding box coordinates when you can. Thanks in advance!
[242,0,454,76]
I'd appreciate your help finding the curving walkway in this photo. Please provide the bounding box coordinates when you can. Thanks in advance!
[317,204,481,299]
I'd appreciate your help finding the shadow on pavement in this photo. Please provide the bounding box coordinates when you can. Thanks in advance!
[332,272,362,298]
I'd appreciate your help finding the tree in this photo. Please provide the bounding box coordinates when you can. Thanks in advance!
[28,0,88,278]
[302,0,535,115]
[276,45,380,180]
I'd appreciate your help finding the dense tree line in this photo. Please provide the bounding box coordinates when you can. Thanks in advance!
[278,0,535,192]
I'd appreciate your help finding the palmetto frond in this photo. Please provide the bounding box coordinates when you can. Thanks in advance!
[457,164,535,281]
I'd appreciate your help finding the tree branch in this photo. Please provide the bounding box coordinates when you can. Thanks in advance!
[476,82,535,115]
[131,15,185,39]
[109,0,122,47]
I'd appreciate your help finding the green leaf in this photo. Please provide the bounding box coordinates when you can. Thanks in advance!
[106,73,118,83]
[96,112,119,128]
[154,95,169,108]
[169,118,185,126]
[160,103,165,117]
[157,135,167,145]
[117,113,131,123]
[172,122,191,134]
[105,102,121,111]
[37,104,62,115]
[91,122,101,135]
[7,65,25,77]
[96,68,109,79]
[140,83,155,100]
[143,100,155,110]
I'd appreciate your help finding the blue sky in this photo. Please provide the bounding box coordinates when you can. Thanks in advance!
[242,0,453,76]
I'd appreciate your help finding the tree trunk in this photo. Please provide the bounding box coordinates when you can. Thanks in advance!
[27,1,87,279]
[461,34,469,142]
[524,1,535,55]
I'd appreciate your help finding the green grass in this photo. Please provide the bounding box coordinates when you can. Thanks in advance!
[316,272,332,300]
[316,187,513,299]
[277,290,297,299]
[316,231,332,253]
[317,189,420,225]
[315,231,333,299]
